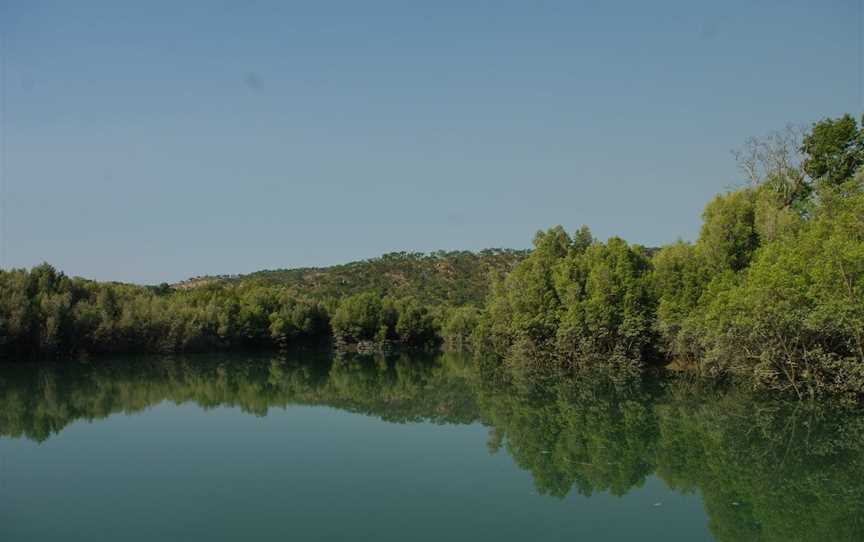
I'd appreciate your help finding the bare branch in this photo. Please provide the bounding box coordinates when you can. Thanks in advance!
[732,124,809,205]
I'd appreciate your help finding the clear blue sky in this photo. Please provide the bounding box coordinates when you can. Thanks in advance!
[0,0,860,284]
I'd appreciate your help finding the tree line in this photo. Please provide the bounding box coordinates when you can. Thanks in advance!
[474,114,864,400]
[1,113,863,398]
[0,267,473,356]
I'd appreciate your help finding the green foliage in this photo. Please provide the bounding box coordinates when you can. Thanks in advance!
[650,241,705,356]
[477,226,655,373]
[474,227,571,359]
[684,179,864,399]
[474,113,864,399]
[441,306,480,349]
[199,249,527,307]
[268,294,329,346]
[650,188,767,361]
[695,189,760,274]
[753,182,806,242]
[555,238,655,364]
[394,299,437,347]
[802,113,864,187]
[329,293,441,347]
[0,267,332,357]
[331,292,384,343]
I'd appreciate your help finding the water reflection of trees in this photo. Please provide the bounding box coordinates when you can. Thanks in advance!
[477,375,657,498]
[1,354,863,541]
[480,375,864,541]
[0,352,481,442]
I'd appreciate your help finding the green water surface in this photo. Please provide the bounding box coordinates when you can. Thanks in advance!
[1,352,862,541]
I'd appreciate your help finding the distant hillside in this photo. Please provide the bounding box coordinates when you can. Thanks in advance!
[173,249,528,306]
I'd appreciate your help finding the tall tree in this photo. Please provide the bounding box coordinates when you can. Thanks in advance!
[802,114,864,187]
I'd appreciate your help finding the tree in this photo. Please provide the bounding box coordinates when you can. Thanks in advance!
[696,189,759,274]
[395,300,437,346]
[555,237,655,364]
[331,292,384,343]
[442,306,480,349]
[651,241,705,357]
[802,114,864,187]
[685,178,864,398]
[573,225,594,254]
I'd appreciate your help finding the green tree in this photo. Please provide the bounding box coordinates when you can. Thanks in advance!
[651,241,705,357]
[331,292,384,343]
[802,114,864,187]
[394,299,437,346]
[695,189,760,275]
[442,306,480,349]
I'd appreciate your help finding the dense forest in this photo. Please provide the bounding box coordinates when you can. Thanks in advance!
[1,113,863,399]
[475,114,864,400]
[2,352,862,542]
[0,249,524,357]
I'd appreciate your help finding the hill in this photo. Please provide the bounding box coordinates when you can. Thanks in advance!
[173,249,528,306]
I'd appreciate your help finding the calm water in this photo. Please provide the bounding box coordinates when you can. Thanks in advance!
[1,352,862,541]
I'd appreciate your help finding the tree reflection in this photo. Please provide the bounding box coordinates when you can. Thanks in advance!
[1,353,862,541]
